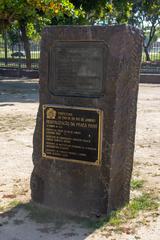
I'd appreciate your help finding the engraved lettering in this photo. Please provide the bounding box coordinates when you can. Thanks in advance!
[42,105,102,163]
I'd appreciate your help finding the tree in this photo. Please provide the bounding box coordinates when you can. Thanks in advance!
[1,0,159,64]
[69,0,134,24]
[128,0,160,61]
[0,0,84,69]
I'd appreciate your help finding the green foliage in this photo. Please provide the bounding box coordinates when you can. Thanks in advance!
[7,24,19,48]
[128,0,160,60]
[88,192,159,229]
[0,200,22,213]
[1,0,160,28]
[0,0,85,33]
[8,200,22,209]
[0,0,84,23]
[111,1,133,24]
[110,193,159,223]
[0,0,160,60]
[70,0,106,12]
[131,179,145,190]
[129,0,160,27]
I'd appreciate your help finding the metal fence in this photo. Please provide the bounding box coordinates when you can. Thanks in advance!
[142,42,160,62]
[0,33,160,74]
[141,41,160,73]
[0,33,40,70]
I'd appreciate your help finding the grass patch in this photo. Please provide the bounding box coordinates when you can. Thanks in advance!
[0,200,22,213]
[86,192,159,229]
[131,179,145,190]
[142,52,160,62]
[110,193,159,225]
[0,200,23,219]
[24,193,159,230]
[8,200,22,209]
[9,193,158,231]
[0,205,5,212]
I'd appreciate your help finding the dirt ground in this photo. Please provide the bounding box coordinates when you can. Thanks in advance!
[0,77,159,240]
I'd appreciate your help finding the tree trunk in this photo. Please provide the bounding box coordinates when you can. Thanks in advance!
[143,21,157,62]
[144,46,151,62]
[20,24,31,69]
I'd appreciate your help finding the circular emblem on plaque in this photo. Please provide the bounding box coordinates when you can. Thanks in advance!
[46,108,56,119]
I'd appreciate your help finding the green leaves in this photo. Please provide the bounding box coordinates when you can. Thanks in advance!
[0,0,84,24]
[0,0,86,37]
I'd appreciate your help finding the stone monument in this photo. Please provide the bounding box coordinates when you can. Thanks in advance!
[31,25,142,217]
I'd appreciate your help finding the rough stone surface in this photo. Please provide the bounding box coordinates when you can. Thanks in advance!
[31,25,142,217]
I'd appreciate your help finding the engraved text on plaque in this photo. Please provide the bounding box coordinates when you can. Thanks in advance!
[42,105,102,164]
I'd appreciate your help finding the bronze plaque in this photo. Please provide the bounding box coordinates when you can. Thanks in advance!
[48,41,106,97]
[42,105,102,165]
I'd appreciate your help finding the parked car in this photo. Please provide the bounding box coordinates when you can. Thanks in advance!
[11,52,25,58]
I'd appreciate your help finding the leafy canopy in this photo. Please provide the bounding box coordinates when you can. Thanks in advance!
[0,0,84,27]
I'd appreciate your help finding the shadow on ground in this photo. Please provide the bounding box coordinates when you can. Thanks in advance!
[0,201,98,240]
[0,77,39,103]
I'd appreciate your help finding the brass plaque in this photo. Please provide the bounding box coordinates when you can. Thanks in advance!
[48,41,106,97]
[42,105,103,165]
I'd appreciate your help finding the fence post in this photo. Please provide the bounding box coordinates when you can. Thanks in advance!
[18,30,21,77]
[4,30,8,66]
